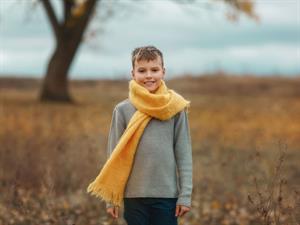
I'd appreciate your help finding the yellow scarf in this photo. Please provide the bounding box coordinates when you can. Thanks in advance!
[86,79,190,207]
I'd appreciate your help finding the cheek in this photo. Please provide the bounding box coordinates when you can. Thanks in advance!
[133,73,143,81]
[137,76,145,83]
[154,71,164,78]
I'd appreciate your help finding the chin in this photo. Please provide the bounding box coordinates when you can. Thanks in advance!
[149,87,159,93]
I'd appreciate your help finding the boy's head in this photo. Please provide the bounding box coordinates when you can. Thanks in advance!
[131,45,165,94]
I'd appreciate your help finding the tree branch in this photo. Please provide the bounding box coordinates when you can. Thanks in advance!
[69,0,98,35]
[40,0,62,41]
[63,0,74,23]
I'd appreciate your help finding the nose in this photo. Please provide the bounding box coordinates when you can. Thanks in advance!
[146,71,152,78]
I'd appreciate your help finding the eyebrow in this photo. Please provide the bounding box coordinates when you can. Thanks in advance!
[137,66,160,70]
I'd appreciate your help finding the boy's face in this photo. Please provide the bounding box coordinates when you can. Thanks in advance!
[131,56,165,93]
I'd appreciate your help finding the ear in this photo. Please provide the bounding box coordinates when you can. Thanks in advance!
[162,67,166,79]
[131,70,134,79]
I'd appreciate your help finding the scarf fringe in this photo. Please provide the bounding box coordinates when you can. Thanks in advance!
[86,181,123,207]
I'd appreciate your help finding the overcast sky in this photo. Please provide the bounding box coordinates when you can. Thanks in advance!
[0,0,299,79]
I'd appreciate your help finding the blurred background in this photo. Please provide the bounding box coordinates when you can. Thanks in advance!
[0,0,299,225]
[1,0,299,79]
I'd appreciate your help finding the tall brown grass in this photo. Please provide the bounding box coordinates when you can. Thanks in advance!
[0,74,299,225]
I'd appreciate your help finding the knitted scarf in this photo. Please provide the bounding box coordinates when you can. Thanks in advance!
[86,79,190,207]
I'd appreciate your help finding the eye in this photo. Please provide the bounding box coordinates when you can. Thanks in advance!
[152,69,158,72]
[138,70,145,73]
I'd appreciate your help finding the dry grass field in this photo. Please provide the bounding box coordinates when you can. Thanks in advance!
[0,74,299,225]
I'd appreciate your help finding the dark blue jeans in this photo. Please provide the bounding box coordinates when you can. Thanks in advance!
[123,197,178,225]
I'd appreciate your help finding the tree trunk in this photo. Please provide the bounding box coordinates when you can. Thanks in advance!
[39,41,75,102]
[39,0,98,103]
[40,39,79,102]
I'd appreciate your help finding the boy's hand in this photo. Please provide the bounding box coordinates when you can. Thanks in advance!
[175,205,191,217]
[106,206,119,219]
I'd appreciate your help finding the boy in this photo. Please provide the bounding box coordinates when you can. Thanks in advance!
[87,46,193,225]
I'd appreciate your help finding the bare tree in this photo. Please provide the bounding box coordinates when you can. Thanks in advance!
[39,0,97,102]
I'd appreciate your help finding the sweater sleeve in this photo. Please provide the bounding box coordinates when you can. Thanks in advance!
[174,109,193,208]
[105,105,126,208]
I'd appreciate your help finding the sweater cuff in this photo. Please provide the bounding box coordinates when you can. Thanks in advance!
[176,196,192,208]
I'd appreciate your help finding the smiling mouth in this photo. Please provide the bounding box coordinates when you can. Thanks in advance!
[144,81,155,85]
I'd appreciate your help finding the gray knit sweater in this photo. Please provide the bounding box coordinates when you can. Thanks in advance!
[105,98,193,208]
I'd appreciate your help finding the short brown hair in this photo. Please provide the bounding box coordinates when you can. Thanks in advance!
[131,45,164,68]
